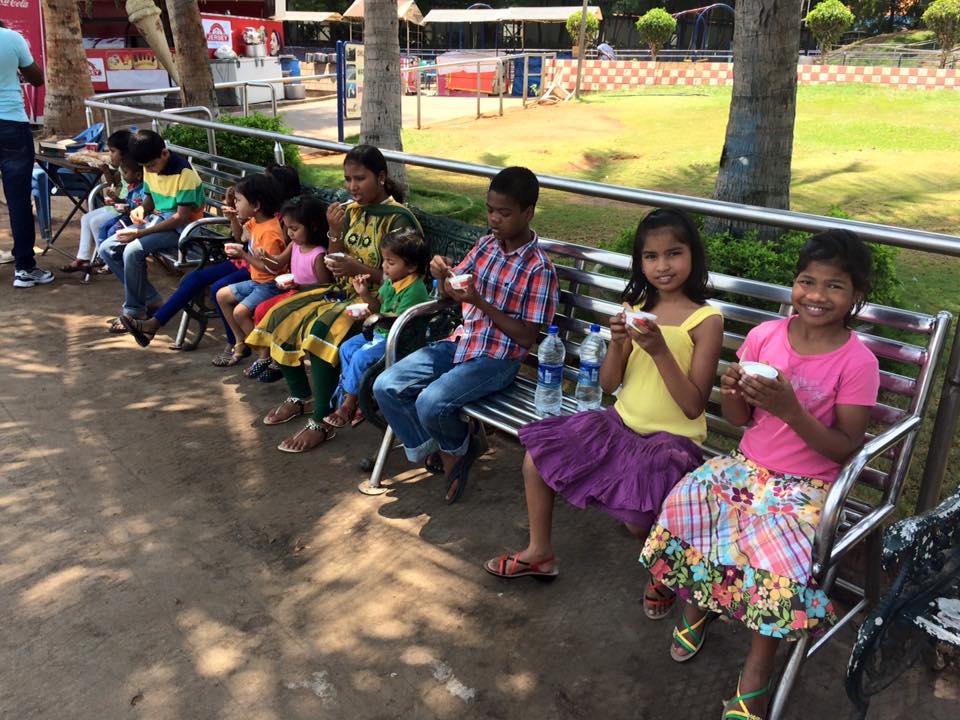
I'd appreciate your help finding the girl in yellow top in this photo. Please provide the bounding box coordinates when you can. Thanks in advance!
[484,209,724,597]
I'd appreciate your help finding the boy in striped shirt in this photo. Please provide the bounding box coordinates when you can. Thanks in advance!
[99,130,205,326]
[374,167,559,503]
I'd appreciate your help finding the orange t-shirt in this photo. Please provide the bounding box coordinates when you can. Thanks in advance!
[245,217,286,283]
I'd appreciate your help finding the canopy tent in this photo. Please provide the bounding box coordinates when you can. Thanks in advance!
[422,6,602,24]
[271,0,342,23]
[342,0,426,25]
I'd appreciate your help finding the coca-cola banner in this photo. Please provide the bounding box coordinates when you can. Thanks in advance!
[1,0,46,121]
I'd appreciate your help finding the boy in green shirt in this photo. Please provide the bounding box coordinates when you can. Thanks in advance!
[323,227,430,428]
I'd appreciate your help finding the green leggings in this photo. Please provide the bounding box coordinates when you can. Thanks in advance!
[280,353,340,422]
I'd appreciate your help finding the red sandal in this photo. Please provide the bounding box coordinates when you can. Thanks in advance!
[643,579,676,620]
[483,553,559,580]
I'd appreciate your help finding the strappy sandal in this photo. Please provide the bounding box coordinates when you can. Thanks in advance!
[61,259,90,273]
[721,673,771,720]
[483,553,559,580]
[277,418,336,453]
[670,610,716,663]
[211,344,250,367]
[321,408,350,429]
[263,397,310,426]
[424,451,443,475]
[243,357,272,379]
[350,408,365,428]
[119,314,156,347]
[107,317,129,334]
[643,579,676,620]
[258,362,284,383]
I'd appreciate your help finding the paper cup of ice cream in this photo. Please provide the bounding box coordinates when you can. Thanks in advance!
[740,361,779,380]
[623,309,657,328]
[449,273,473,291]
[275,273,295,290]
[346,303,369,319]
[224,242,244,257]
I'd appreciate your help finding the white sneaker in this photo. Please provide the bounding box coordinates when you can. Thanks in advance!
[0,250,14,265]
[13,267,55,288]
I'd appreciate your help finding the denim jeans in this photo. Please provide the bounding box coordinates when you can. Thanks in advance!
[373,341,521,462]
[0,120,37,271]
[338,332,387,397]
[152,261,248,344]
[98,229,180,317]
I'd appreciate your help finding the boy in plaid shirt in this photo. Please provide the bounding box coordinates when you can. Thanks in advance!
[374,167,558,503]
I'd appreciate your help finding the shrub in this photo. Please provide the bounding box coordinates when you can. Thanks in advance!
[923,0,960,68]
[162,112,302,170]
[566,11,600,47]
[805,0,856,54]
[635,8,677,61]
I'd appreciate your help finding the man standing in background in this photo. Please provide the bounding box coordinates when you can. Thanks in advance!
[0,20,52,287]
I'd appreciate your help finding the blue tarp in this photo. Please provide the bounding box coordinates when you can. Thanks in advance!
[511,55,542,96]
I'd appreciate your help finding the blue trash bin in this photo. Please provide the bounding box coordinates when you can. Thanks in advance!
[511,56,542,96]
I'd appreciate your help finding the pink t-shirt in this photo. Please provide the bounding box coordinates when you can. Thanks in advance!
[737,316,880,482]
[290,243,326,285]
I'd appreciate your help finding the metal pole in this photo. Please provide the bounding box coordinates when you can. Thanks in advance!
[416,68,422,130]
[85,108,94,129]
[522,55,529,107]
[477,61,481,119]
[498,60,503,117]
[274,141,285,166]
[574,0,589,99]
[103,109,112,138]
[241,85,249,118]
[917,322,960,511]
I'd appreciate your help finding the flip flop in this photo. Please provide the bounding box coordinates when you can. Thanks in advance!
[483,553,559,579]
[643,579,676,620]
[277,418,336,453]
[119,314,156,348]
[350,408,365,428]
[321,408,350,429]
[263,397,310,426]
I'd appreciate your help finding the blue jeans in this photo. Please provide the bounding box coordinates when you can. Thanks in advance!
[98,229,180,317]
[338,332,387,397]
[228,278,282,310]
[373,341,520,462]
[0,120,37,271]
[152,261,248,344]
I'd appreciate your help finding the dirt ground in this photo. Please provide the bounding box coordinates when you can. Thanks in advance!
[1,199,958,720]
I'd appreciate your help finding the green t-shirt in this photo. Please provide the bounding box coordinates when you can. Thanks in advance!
[376,275,429,336]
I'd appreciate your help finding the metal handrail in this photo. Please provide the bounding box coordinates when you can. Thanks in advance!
[153,106,217,156]
[241,81,279,118]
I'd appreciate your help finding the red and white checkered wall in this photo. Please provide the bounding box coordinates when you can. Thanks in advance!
[542,60,960,92]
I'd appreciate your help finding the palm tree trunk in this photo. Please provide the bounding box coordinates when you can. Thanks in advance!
[360,0,408,190]
[706,0,802,238]
[42,0,96,136]
[164,0,218,112]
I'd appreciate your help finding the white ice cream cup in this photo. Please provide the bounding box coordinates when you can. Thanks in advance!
[275,273,295,289]
[346,302,369,318]
[740,361,779,380]
[224,242,244,256]
[449,273,473,290]
[623,309,657,328]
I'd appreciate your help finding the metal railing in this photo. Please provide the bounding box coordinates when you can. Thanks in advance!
[82,91,960,510]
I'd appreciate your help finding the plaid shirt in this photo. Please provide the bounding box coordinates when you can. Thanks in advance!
[448,232,558,363]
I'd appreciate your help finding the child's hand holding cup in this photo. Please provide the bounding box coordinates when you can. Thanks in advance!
[224,242,244,258]
[129,206,146,225]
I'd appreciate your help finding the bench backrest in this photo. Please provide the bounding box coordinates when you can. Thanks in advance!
[166,143,265,212]
[533,237,950,524]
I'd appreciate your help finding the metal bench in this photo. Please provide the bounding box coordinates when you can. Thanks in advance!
[845,483,960,718]
[365,235,953,720]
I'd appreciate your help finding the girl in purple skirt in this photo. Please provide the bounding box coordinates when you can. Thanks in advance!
[483,209,724,601]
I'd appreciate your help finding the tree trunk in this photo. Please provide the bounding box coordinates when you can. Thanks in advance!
[360,0,407,190]
[164,0,218,112]
[42,0,96,136]
[706,0,802,238]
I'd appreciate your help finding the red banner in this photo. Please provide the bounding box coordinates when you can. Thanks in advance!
[1,0,46,121]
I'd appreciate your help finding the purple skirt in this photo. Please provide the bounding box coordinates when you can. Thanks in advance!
[518,406,703,530]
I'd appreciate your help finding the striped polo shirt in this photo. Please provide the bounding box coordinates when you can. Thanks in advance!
[143,151,205,220]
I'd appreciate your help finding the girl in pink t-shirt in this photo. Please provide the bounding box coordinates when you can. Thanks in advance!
[641,230,879,719]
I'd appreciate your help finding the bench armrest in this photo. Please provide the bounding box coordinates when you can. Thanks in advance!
[881,486,960,571]
[384,297,455,368]
[811,414,922,579]
[177,217,231,266]
[87,181,109,211]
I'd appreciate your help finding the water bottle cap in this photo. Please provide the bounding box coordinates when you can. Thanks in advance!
[547,325,559,334]
[590,323,601,332]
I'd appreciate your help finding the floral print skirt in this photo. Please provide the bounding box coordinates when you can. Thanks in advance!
[639,451,837,640]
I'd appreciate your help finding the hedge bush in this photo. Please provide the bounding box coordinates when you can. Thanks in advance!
[923,0,960,68]
[566,11,600,47]
[162,112,302,170]
[804,0,856,54]
[636,8,677,61]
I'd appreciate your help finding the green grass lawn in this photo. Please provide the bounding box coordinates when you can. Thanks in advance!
[300,84,960,508]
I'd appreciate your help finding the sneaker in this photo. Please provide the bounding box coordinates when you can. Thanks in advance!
[13,267,56,288]
[0,250,14,265]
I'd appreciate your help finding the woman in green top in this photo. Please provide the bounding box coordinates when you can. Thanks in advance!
[247,145,422,452]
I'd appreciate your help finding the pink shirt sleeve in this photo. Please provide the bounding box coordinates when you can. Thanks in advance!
[837,344,880,406]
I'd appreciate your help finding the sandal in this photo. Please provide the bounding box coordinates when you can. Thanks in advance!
[483,553,559,579]
[258,362,284,383]
[244,358,272,379]
[263,397,310,426]
[321,408,350,429]
[61,259,90,273]
[350,408,365,428]
[119,314,156,348]
[424,451,443,475]
[211,344,250,367]
[721,673,771,720]
[670,610,715,663]
[444,420,485,504]
[107,317,129,334]
[643,579,676,620]
[277,418,336,453]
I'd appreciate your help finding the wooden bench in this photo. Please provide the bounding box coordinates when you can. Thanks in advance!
[845,483,960,718]
[365,233,953,720]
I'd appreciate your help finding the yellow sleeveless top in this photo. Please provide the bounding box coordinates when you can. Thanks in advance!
[613,304,722,444]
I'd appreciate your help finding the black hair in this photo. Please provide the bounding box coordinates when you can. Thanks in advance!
[380,227,430,276]
[119,153,142,175]
[128,129,166,164]
[343,144,404,203]
[622,208,709,310]
[234,173,281,218]
[265,162,302,204]
[280,195,329,248]
[488,166,539,210]
[796,229,873,325]
[106,129,132,154]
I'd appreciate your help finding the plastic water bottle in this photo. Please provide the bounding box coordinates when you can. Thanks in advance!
[575,323,607,411]
[535,325,565,416]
